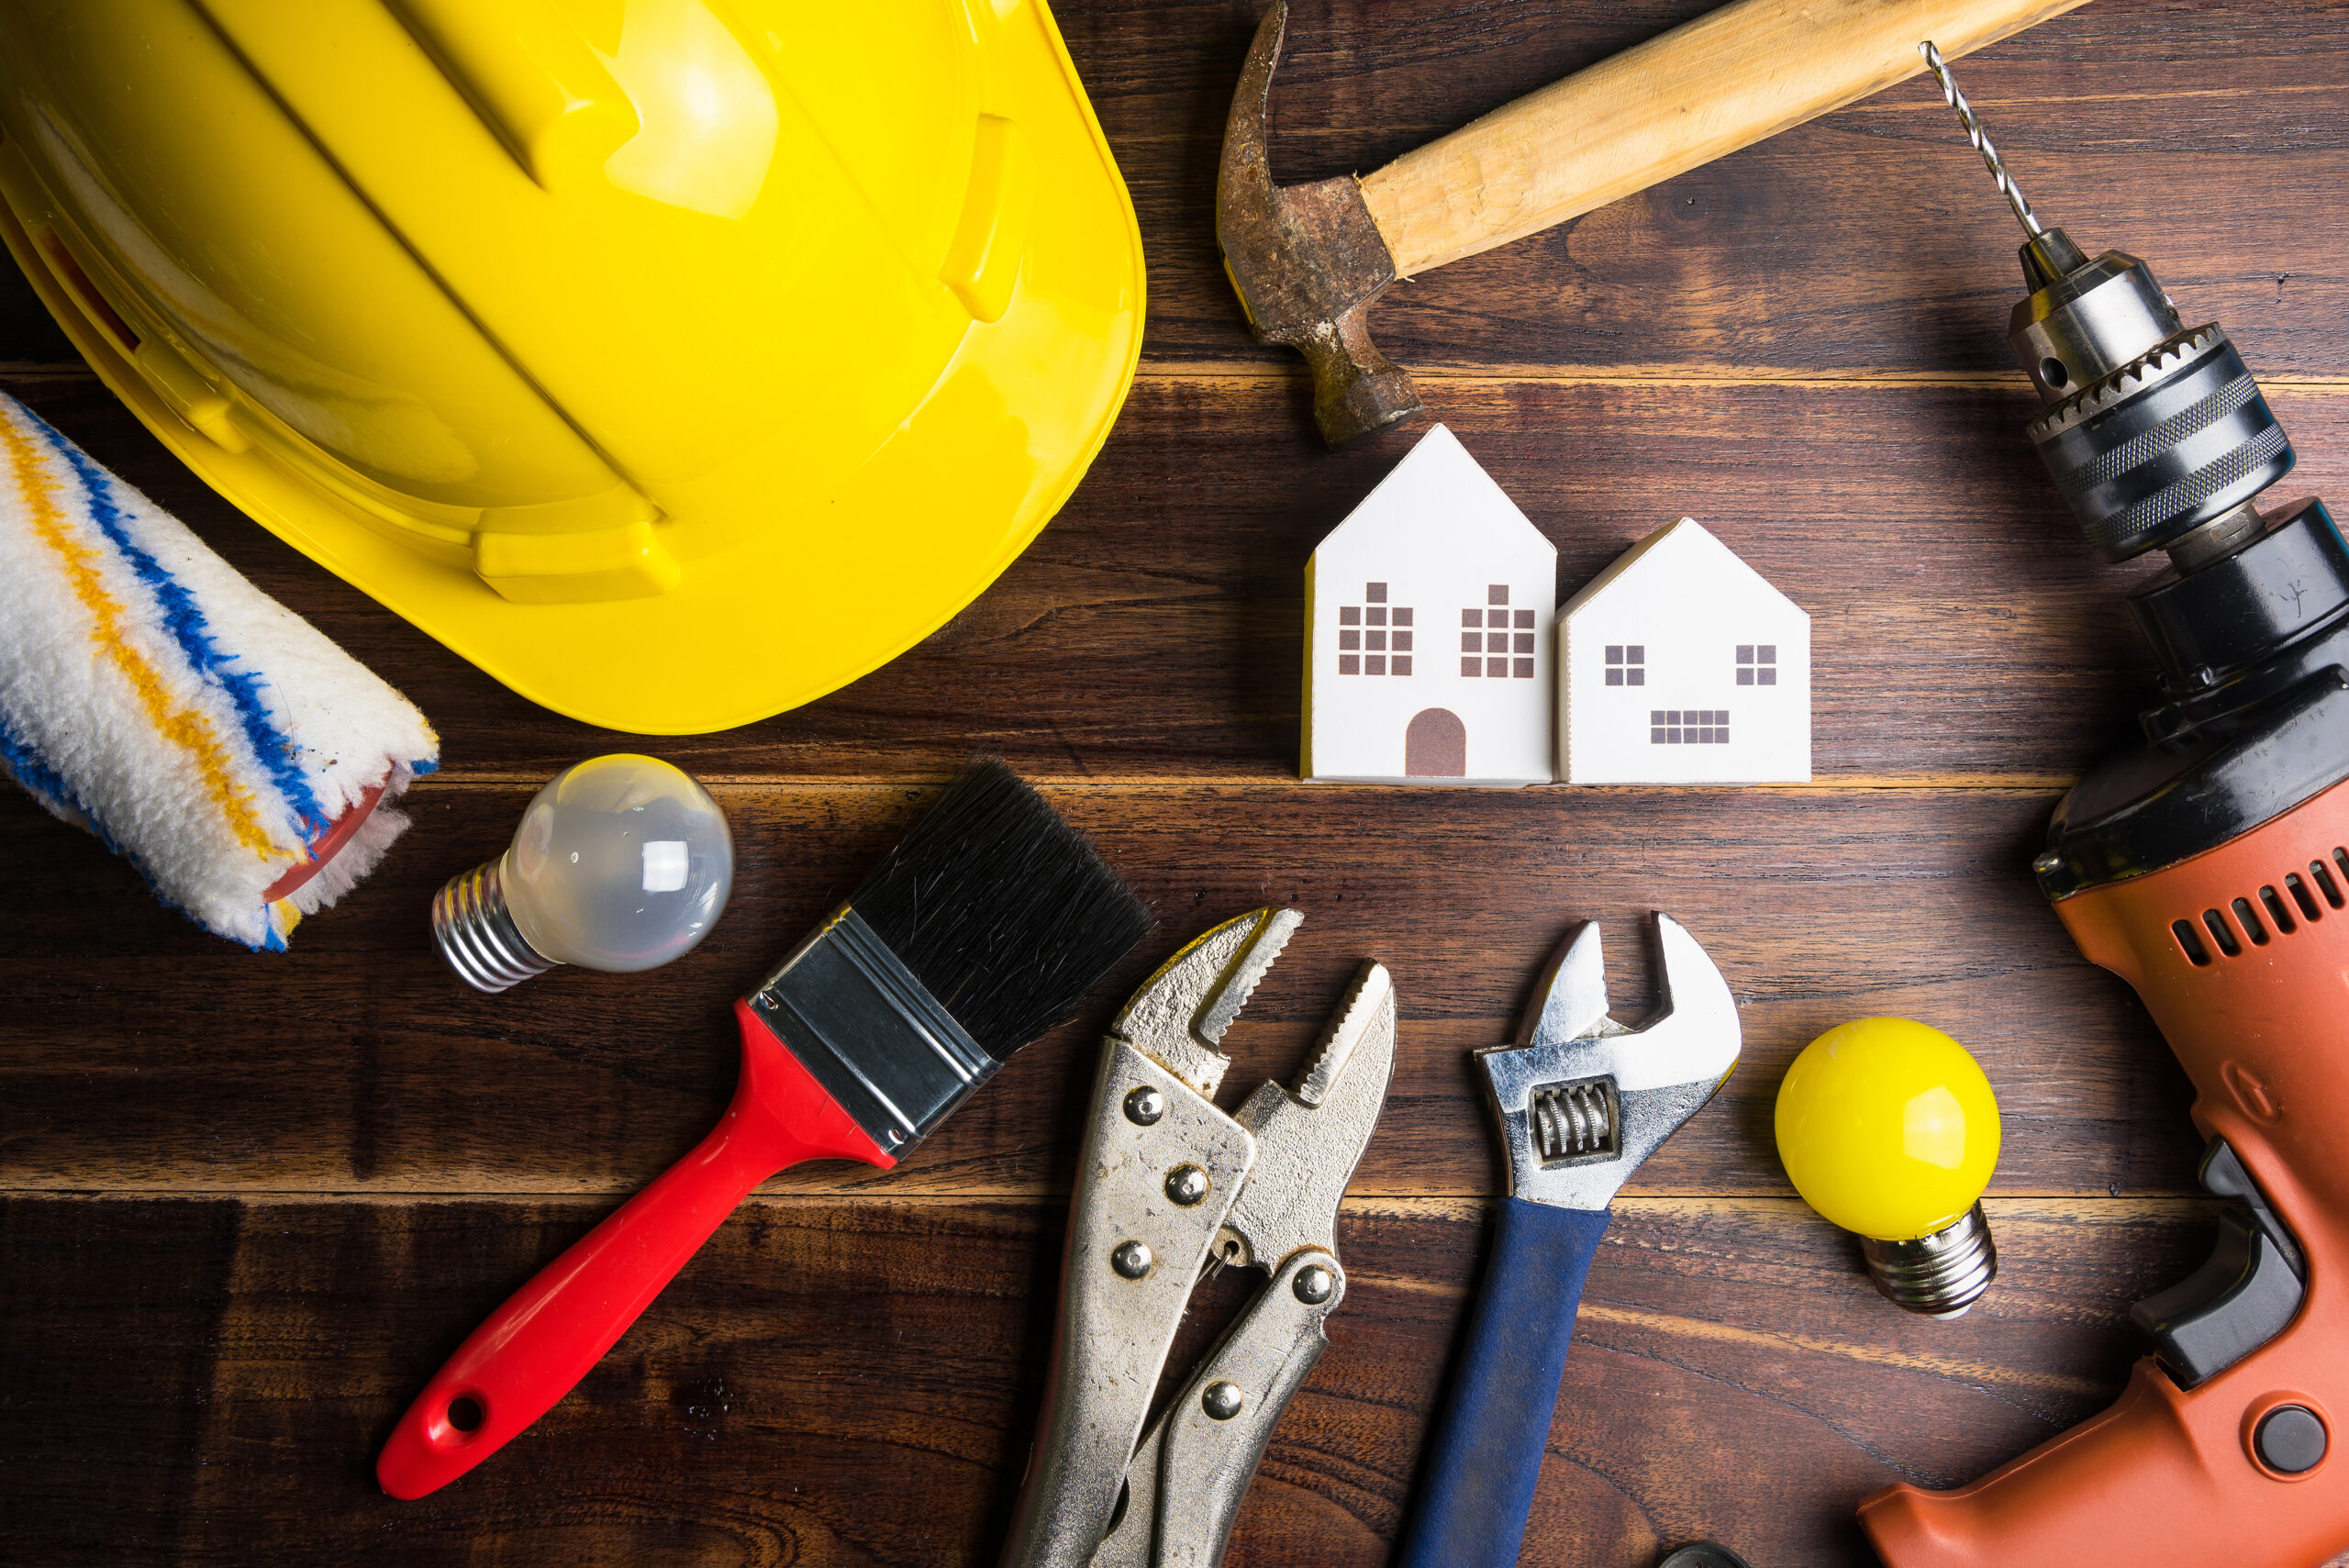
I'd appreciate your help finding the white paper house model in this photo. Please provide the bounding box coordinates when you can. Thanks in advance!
[1303,425,1555,785]
[1557,517,1810,784]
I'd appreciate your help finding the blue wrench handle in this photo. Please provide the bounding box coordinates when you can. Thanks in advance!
[1397,1196,1611,1568]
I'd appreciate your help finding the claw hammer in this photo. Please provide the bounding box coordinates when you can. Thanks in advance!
[1218,0,2092,446]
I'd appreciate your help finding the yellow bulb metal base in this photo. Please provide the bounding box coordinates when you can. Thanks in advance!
[1857,1201,1998,1318]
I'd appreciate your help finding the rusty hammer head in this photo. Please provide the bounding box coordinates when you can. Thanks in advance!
[1218,1,1421,447]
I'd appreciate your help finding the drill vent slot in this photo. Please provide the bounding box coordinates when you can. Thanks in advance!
[2169,849,2349,966]
[1530,1076,1620,1166]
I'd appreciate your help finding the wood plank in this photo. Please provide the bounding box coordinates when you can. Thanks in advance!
[0,1191,2239,1568]
[1071,0,2349,377]
[6,370,2344,784]
[0,780,2204,1198]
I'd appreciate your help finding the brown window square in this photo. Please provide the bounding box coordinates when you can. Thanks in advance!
[1513,632,1534,653]
[1340,654,1360,675]
[1513,658,1534,678]
[1759,645,1776,662]
[1341,606,1361,626]
[1366,655,1386,675]
[1365,583,1387,602]
[1393,630,1413,651]
[1366,606,1387,627]
[1486,658,1508,677]
[1607,646,1624,663]
[1607,669,1623,686]
[1393,655,1413,676]
[1461,632,1482,653]
[1392,607,1413,627]
[1628,645,1645,662]
[1340,629,1361,651]
[1366,630,1387,651]
[1487,608,1509,628]
[1461,657,1482,677]
[1738,645,1754,664]
[1462,608,1482,628]
[1488,584,1509,606]
[1486,632,1508,652]
[1514,609,1534,629]
[1627,668,1645,686]
[1738,668,1753,685]
[1759,668,1776,685]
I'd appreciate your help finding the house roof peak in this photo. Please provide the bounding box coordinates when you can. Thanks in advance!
[1561,516,1804,622]
[1310,424,1556,562]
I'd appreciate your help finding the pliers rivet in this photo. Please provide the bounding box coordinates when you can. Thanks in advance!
[1293,1263,1334,1305]
[1111,1240,1154,1279]
[1165,1164,1210,1206]
[1124,1086,1166,1126]
[1201,1382,1245,1421]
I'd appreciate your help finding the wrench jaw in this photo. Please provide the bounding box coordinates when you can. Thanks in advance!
[1475,915,1742,1211]
[1217,961,1397,1274]
[1108,907,1305,1098]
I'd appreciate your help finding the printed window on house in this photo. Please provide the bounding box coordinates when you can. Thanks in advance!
[1652,709,1731,745]
[1459,584,1535,678]
[1606,645,1645,686]
[1737,645,1777,685]
[1338,581,1413,676]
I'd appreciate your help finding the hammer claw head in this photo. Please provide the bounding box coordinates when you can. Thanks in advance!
[1217,2,1421,446]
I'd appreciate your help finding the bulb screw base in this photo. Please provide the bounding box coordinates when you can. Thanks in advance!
[1860,1202,1998,1318]
[432,859,558,994]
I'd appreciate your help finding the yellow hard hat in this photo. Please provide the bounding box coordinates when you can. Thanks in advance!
[0,0,1142,734]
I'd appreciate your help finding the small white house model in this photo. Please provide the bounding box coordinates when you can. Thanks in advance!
[1302,426,1555,784]
[1557,517,1810,784]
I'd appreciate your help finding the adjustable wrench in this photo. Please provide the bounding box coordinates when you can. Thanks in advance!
[1398,915,1742,1568]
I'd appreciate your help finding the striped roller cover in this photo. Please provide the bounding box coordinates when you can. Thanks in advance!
[0,392,439,949]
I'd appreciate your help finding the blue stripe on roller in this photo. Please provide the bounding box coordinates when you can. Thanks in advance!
[1398,1197,1612,1568]
[21,404,328,843]
[0,707,123,855]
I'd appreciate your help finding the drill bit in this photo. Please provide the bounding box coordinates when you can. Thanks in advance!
[1919,40,2043,239]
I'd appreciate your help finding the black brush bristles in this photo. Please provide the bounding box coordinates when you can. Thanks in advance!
[849,759,1152,1061]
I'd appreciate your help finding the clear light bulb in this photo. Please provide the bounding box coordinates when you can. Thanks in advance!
[1775,1017,2003,1318]
[431,753,734,993]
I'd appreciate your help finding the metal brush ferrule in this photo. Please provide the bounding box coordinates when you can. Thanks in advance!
[746,906,1000,1156]
[1860,1203,1998,1318]
[432,857,558,993]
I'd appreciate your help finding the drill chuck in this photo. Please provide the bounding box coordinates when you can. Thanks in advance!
[2009,241,2295,562]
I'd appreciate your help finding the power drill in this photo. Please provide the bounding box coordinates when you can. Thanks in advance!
[1858,44,2349,1567]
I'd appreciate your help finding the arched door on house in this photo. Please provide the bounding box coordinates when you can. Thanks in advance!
[1405,707,1466,777]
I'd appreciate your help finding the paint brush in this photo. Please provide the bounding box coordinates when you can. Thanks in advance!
[376,759,1151,1497]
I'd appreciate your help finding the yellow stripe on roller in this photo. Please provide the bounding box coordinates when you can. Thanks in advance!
[0,413,282,859]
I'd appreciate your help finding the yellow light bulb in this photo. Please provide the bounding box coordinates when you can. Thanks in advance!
[1775,1018,2002,1317]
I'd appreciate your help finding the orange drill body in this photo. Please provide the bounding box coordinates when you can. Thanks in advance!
[1861,781,2349,1564]
[1869,44,2349,1564]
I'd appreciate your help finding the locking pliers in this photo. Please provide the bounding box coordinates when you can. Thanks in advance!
[999,907,1396,1568]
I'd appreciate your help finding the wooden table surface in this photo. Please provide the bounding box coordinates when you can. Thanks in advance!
[6,3,2348,1563]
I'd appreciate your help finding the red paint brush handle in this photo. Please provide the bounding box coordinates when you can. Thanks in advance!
[376,1003,892,1498]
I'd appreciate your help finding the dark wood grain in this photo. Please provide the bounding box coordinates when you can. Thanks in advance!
[0,778,2199,1200]
[13,369,2348,785]
[1077,0,2349,377]
[6,0,2347,1563]
[0,1193,2223,1568]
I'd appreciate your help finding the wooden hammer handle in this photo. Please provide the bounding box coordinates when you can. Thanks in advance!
[1358,0,2091,279]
